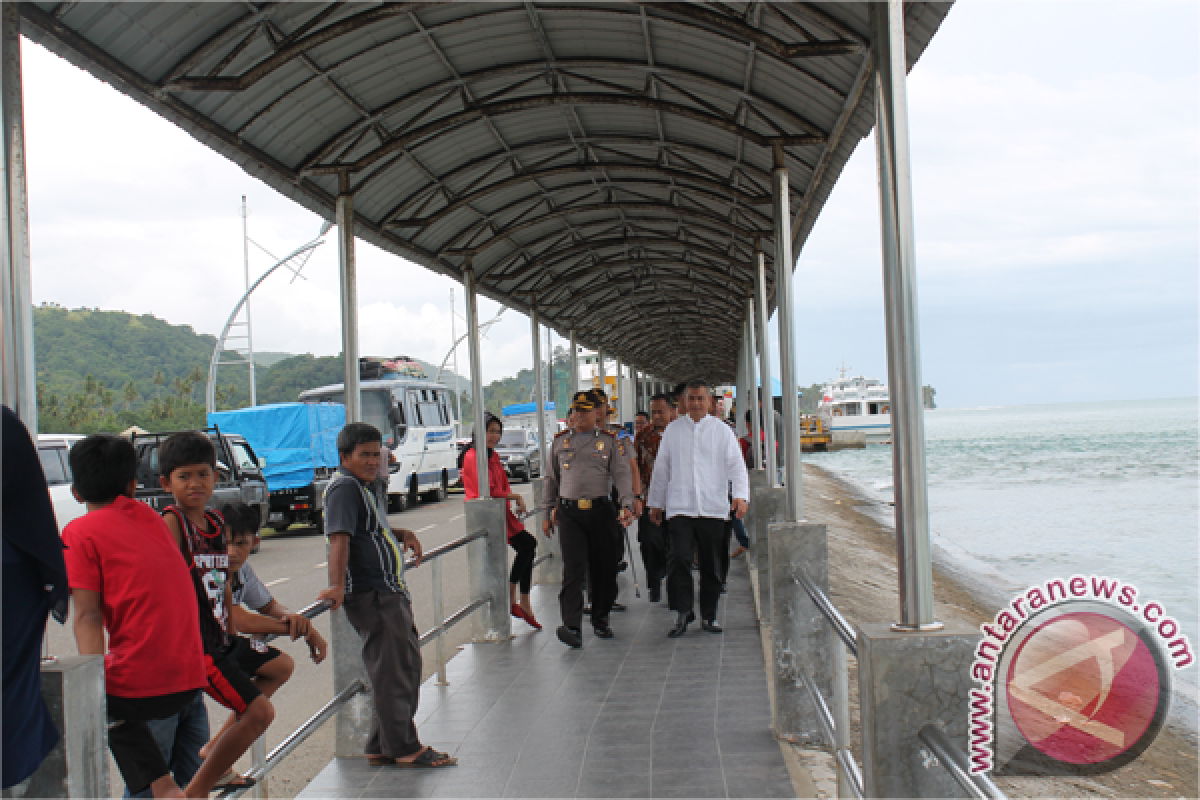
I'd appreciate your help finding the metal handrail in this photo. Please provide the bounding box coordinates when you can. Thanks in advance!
[794,570,858,655]
[419,597,487,646]
[796,669,865,799]
[219,679,367,799]
[403,527,487,569]
[918,724,1007,800]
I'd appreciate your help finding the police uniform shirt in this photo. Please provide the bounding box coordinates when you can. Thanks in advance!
[542,428,634,511]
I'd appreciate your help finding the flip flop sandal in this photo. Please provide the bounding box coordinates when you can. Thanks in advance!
[397,748,458,768]
[366,755,396,767]
[212,772,257,790]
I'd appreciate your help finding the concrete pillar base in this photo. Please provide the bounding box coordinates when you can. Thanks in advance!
[857,623,979,798]
[531,478,560,585]
[332,608,373,757]
[465,497,513,642]
[752,485,787,623]
[2,656,108,799]
[769,522,831,746]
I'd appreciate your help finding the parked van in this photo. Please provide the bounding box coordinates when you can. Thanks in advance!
[299,376,458,512]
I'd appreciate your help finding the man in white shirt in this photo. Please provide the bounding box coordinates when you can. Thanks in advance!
[648,380,750,637]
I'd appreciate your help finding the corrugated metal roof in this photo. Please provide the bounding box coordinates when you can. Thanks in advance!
[21,1,951,382]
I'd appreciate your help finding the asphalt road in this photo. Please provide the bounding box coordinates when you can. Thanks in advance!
[44,482,540,798]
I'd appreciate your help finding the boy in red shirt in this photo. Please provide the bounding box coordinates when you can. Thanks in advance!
[62,435,205,799]
[157,432,276,797]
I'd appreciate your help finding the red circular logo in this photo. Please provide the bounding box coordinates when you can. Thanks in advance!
[1006,611,1162,766]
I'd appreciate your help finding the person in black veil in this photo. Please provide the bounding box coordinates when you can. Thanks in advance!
[2,406,69,789]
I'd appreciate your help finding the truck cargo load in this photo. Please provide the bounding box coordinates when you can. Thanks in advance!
[208,402,345,491]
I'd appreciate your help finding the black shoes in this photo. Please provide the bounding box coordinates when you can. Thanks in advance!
[617,560,628,572]
[702,619,723,634]
[593,623,614,639]
[557,625,583,649]
[667,611,696,638]
[582,605,591,616]
[611,602,627,612]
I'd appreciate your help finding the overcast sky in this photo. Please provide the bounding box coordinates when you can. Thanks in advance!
[21,1,1198,407]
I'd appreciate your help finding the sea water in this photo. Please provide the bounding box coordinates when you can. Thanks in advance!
[805,397,1199,686]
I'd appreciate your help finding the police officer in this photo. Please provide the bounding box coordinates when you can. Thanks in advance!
[543,391,634,648]
[589,388,641,611]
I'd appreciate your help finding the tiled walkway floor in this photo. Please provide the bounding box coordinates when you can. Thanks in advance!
[299,558,796,798]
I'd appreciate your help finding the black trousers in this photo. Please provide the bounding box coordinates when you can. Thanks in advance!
[720,520,734,582]
[637,510,669,594]
[666,516,725,620]
[558,501,619,629]
[107,689,199,795]
[343,591,422,759]
[509,531,537,594]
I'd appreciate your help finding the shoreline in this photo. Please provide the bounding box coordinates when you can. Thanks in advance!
[802,461,1198,799]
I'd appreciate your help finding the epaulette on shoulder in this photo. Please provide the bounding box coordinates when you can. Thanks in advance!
[598,428,618,439]
[554,428,570,438]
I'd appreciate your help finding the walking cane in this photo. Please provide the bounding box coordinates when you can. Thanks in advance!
[622,526,641,598]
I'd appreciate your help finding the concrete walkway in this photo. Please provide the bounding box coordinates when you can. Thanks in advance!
[298,557,797,798]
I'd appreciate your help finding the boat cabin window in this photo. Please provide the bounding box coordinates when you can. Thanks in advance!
[868,403,878,415]
[840,403,861,416]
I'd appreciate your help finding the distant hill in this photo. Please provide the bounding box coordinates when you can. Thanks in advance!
[252,351,295,368]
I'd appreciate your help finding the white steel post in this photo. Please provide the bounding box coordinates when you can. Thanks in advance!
[1,5,36,433]
[746,297,763,469]
[464,267,489,499]
[569,328,579,394]
[771,146,802,523]
[531,303,548,478]
[870,0,938,630]
[432,558,447,684]
[335,190,360,423]
[597,347,606,391]
[754,251,778,485]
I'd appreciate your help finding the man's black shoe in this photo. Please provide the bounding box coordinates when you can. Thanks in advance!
[617,560,628,573]
[611,602,627,612]
[667,611,695,638]
[556,625,583,648]
[702,620,723,634]
[648,588,661,603]
[582,605,591,615]
[593,623,615,639]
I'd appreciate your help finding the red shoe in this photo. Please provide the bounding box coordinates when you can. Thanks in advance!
[518,606,542,630]
[511,603,523,619]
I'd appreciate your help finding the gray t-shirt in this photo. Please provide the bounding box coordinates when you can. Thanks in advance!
[232,563,272,612]
[324,469,407,595]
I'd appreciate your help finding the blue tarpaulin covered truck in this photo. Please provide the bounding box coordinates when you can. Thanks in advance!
[208,402,345,534]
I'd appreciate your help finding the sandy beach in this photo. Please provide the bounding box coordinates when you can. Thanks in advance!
[801,461,1197,800]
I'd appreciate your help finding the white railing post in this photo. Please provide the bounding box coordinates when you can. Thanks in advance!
[432,558,447,685]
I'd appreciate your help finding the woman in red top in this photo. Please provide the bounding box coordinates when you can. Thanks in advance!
[461,413,541,630]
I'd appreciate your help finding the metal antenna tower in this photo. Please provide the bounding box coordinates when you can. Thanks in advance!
[220,196,258,405]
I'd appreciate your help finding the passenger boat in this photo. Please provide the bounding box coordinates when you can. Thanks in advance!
[816,366,892,444]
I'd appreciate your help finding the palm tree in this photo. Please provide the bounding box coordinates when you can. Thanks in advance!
[83,374,97,399]
[153,369,165,399]
[186,366,205,406]
[124,381,138,410]
[172,376,186,402]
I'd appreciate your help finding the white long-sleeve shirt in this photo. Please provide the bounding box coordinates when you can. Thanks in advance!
[647,412,750,520]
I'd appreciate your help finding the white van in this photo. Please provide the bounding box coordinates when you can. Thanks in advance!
[299,378,459,512]
[37,434,86,531]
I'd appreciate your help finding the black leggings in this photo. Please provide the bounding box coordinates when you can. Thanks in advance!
[509,530,537,594]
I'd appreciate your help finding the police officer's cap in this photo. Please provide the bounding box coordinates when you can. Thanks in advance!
[590,387,608,402]
[570,391,596,411]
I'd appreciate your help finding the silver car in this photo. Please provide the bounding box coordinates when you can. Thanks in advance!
[495,428,541,483]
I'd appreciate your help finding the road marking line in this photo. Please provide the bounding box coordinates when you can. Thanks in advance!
[449,514,464,521]
[265,578,290,588]
[416,524,437,533]
[315,562,327,569]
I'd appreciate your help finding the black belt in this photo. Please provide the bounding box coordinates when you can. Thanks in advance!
[559,497,609,511]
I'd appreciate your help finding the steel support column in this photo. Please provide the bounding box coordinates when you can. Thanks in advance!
[772,147,802,522]
[746,298,763,470]
[335,192,360,423]
[464,267,489,498]
[530,303,548,479]
[1,5,36,431]
[597,347,606,392]
[869,0,938,631]
[569,328,579,394]
[754,251,778,485]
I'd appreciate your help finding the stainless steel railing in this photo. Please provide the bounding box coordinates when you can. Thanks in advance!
[790,570,1006,800]
[223,526,498,799]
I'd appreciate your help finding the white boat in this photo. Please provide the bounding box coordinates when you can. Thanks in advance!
[816,366,892,444]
